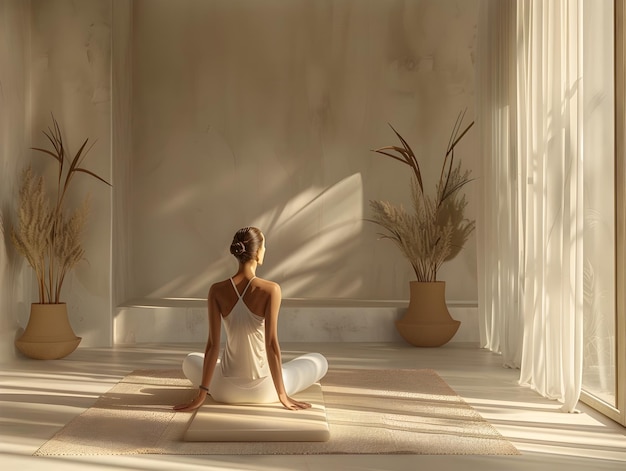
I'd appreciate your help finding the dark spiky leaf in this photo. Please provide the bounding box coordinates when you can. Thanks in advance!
[73,168,112,186]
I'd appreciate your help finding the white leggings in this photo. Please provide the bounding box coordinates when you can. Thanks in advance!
[182,352,328,404]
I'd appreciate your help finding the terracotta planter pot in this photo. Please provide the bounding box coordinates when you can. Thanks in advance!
[15,303,81,360]
[395,281,460,347]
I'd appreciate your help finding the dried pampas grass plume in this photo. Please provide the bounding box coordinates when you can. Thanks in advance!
[11,166,54,301]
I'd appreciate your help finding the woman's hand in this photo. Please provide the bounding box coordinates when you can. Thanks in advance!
[173,389,207,412]
[279,394,312,411]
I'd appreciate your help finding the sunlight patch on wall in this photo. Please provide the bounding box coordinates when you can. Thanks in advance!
[259,173,363,298]
[142,173,363,300]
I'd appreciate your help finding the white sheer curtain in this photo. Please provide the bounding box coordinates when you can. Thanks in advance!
[477,0,584,412]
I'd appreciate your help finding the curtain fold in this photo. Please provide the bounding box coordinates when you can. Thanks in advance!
[477,0,584,412]
[476,0,524,369]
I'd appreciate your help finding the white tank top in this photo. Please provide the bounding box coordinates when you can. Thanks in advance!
[220,277,270,380]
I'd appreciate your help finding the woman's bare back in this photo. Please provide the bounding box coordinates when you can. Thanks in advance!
[212,276,278,319]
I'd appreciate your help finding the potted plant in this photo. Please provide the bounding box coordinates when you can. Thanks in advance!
[11,116,111,359]
[369,111,475,347]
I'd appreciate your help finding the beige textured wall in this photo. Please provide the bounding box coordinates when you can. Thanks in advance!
[0,0,114,351]
[129,0,479,301]
[29,0,113,346]
[0,0,32,360]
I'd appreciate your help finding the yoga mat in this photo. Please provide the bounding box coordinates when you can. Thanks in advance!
[34,368,520,456]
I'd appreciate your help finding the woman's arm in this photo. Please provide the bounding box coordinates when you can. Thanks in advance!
[265,282,311,410]
[173,285,222,411]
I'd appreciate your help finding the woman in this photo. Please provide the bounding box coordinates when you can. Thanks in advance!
[174,227,328,411]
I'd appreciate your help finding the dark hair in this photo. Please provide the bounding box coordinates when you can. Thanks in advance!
[230,227,264,263]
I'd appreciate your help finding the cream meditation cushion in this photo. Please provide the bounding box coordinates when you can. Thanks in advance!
[184,383,329,442]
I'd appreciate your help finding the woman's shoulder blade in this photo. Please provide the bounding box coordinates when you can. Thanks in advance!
[253,277,280,292]
[209,279,233,296]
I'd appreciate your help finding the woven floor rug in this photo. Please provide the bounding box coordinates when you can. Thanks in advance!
[34,368,519,456]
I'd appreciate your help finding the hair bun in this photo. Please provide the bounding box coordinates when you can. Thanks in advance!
[230,241,246,256]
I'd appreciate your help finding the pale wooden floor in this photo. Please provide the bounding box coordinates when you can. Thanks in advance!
[1,342,625,471]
